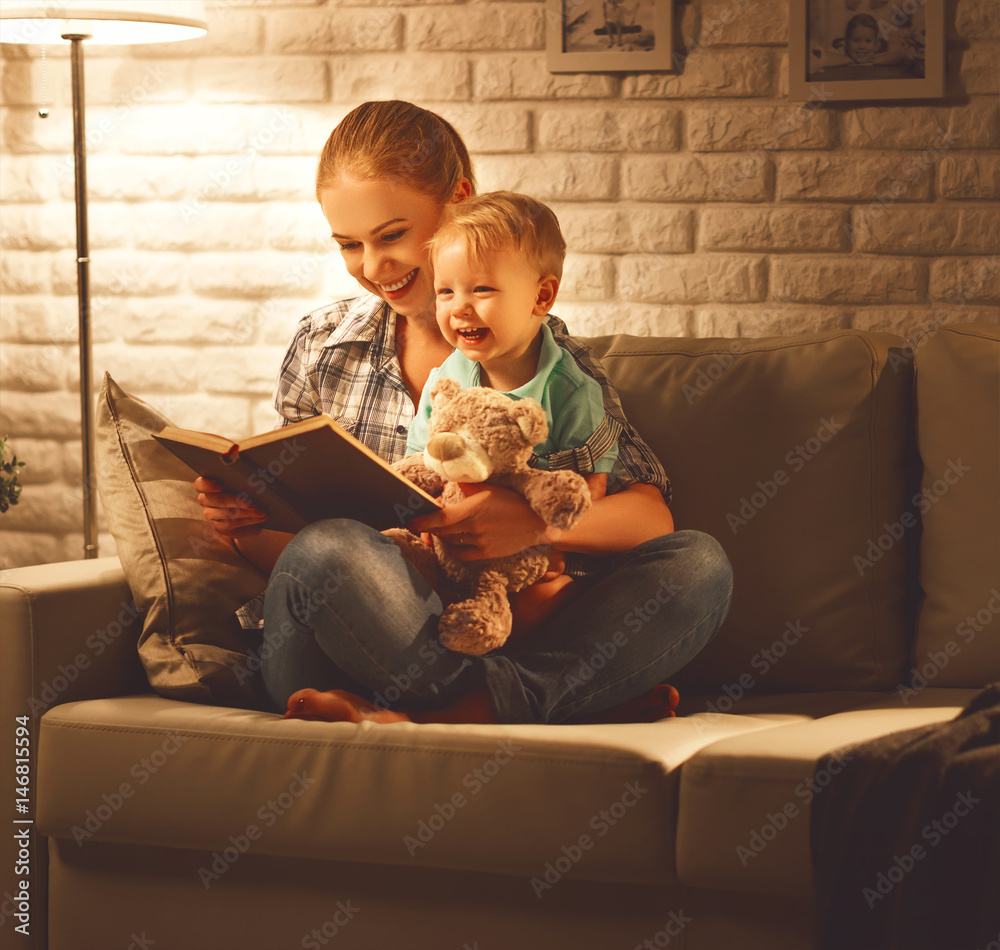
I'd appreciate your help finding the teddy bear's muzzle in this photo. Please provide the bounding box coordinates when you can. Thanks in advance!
[425,431,493,483]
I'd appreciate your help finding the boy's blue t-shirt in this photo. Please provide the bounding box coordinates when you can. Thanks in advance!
[407,323,619,474]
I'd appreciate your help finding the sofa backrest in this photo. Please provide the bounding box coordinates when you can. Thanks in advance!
[912,323,999,689]
[589,330,917,695]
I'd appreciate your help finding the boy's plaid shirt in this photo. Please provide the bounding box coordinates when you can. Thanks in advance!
[273,294,671,501]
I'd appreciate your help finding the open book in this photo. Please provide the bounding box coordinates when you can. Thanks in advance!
[154,414,440,535]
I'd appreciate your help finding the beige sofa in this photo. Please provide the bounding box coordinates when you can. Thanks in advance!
[3,324,997,950]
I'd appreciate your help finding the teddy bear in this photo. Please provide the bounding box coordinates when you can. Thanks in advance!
[387,378,593,656]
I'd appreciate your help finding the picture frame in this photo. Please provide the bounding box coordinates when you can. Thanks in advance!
[789,0,944,101]
[547,0,674,73]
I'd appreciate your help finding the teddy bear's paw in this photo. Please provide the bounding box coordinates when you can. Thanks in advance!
[439,597,511,656]
[383,528,442,591]
[392,453,445,495]
[528,470,592,531]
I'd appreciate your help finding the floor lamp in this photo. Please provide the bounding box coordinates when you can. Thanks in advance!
[0,2,207,558]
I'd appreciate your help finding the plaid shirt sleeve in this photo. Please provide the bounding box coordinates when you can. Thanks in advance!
[272,316,315,425]
[546,315,672,505]
[273,298,360,427]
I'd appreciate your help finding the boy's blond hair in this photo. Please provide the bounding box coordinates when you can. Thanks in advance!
[429,191,567,280]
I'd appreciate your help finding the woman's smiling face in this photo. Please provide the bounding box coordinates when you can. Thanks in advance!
[320,176,450,319]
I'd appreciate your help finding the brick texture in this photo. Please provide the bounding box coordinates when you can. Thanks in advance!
[0,0,997,566]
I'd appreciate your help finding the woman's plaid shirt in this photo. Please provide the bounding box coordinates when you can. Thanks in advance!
[273,294,671,501]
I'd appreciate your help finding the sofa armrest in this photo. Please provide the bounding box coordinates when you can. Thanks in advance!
[0,558,150,949]
[0,558,151,722]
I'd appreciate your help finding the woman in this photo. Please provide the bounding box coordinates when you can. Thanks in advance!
[196,101,732,725]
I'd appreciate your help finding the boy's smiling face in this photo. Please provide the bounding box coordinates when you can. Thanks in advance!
[432,235,558,389]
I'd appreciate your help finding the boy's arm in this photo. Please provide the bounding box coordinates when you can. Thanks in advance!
[540,356,620,476]
[546,315,672,504]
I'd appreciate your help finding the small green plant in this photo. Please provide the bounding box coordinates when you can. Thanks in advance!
[1,437,26,513]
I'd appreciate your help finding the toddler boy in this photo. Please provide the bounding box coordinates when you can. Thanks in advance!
[407,191,619,478]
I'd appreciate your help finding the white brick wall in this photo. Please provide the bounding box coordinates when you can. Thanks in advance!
[0,0,997,566]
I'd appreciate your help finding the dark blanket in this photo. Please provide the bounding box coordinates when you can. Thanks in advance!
[811,683,1000,950]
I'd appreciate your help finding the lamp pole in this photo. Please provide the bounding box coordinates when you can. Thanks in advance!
[0,4,208,561]
[66,32,98,559]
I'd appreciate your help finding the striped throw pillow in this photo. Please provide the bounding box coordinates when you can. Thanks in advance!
[95,374,270,709]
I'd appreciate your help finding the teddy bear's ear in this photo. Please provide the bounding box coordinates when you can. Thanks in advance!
[511,399,548,446]
[430,377,461,408]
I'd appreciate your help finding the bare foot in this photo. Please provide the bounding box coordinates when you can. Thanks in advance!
[282,684,679,727]
[573,683,680,724]
[284,688,412,724]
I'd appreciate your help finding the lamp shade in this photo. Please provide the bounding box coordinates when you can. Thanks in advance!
[0,1,207,45]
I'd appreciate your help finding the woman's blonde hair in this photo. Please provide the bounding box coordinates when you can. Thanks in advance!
[429,191,567,280]
[315,100,477,203]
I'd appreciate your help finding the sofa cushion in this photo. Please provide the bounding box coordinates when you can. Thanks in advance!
[589,331,915,694]
[911,323,1000,688]
[36,694,814,888]
[95,374,268,709]
[675,687,977,898]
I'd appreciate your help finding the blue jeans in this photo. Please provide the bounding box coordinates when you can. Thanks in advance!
[260,520,732,724]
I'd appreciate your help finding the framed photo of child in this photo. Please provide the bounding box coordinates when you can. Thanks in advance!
[546,0,674,73]
[789,0,944,101]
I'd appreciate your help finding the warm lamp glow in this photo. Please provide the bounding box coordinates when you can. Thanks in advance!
[0,2,207,45]
[0,0,208,558]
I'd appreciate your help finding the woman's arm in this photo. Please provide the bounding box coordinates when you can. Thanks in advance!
[408,480,673,562]
[549,482,674,554]
[194,476,293,575]
[230,527,296,575]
